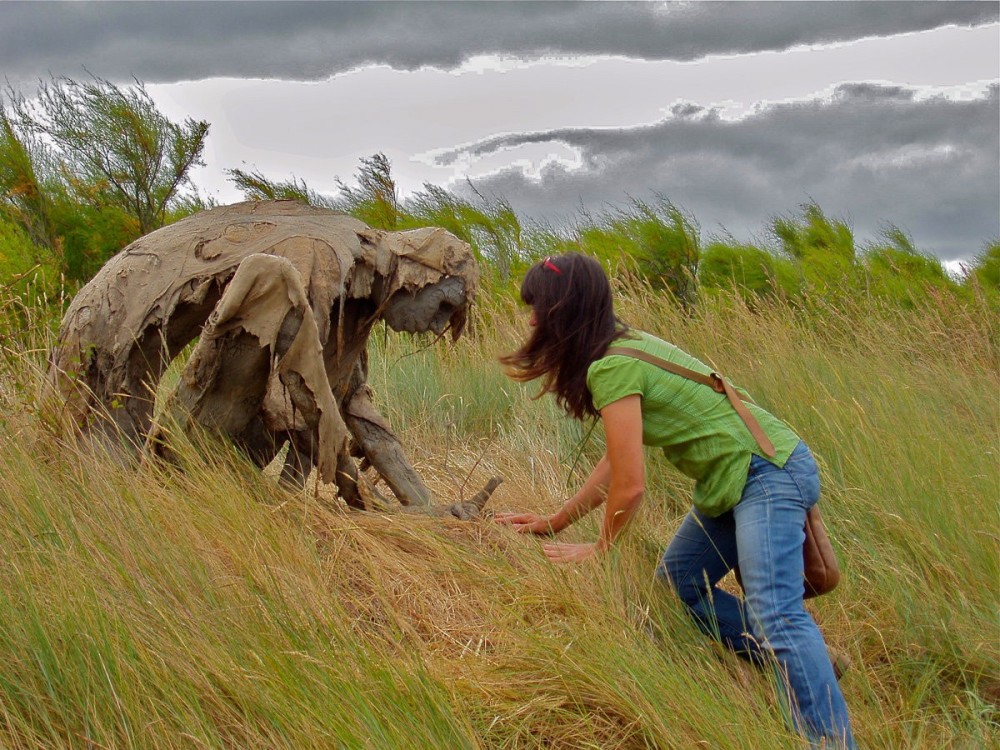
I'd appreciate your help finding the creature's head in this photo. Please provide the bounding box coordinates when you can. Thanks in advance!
[377,226,479,341]
[382,276,469,337]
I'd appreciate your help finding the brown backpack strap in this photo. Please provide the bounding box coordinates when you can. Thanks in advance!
[604,346,777,458]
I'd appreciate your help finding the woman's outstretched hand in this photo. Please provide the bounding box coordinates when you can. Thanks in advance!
[494,513,602,562]
[493,511,560,536]
[543,542,600,563]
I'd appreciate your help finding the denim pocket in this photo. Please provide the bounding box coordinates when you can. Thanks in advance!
[783,442,821,505]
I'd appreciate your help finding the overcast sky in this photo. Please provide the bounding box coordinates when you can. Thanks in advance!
[2,1,998,264]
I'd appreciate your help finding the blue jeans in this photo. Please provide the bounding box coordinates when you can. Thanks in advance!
[657,442,857,749]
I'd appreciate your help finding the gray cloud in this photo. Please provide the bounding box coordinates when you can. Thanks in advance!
[834,83,916,102]
[3,1,995,263]
[452,84,1000,261]
[1,1,996,88]
[670,102,709,119]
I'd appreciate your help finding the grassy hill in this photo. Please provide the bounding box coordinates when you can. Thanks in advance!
[0,278,996,748]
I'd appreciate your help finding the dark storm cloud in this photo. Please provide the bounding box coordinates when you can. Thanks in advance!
[452,85,1000,261]
[670,102,710,119]
[1,1,996,87]
[834,83,916,101]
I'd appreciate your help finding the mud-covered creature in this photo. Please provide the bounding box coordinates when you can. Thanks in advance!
[48,201,499,516]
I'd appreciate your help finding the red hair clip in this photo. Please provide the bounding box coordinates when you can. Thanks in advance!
[543,257,562,275]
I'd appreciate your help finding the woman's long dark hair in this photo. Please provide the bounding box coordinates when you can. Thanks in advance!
[499,252,628,420]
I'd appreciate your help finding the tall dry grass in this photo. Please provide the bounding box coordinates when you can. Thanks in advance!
[0,276,996,748]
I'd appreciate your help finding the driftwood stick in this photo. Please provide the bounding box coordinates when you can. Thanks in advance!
[442,476,504,520]
[467,476,504,513]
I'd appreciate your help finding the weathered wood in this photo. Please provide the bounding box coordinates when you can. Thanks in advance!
[401,476,504,520]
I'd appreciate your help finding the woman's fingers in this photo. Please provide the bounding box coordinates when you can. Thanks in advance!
[543,542,598,563]
[544,543,574,561]
[493,512,535,524]
[494,512,531,521]
[494,512,555,536]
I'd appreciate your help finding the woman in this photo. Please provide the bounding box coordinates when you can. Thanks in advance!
[495,252,857,749]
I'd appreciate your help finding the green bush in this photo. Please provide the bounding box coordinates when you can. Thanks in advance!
[699,240,801,301]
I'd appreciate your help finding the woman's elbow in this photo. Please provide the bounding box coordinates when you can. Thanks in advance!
[618,484,645,509]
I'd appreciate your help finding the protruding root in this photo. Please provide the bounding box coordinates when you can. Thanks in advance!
[467,476,504,513]
[439,476,504,521]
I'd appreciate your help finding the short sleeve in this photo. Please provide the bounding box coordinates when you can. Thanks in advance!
[586,356,646,412]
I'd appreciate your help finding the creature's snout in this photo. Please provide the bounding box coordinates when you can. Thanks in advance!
[382,276,469,337]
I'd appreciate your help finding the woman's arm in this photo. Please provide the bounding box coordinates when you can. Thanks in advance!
[552,452,613,527]
[493,454,611,535]
[544,394,646,562]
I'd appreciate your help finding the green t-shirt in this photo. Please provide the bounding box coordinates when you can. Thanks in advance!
[586,330,800,517]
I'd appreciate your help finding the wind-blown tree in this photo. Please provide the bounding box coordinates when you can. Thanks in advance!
[698,240,801,303]
[336,152,402,230]
[2,76,209,280]
[1,99,133,280]
[860,225,956,308]
[227,166,325,206]
[13,75,209,237]
[236,152,405,231]
[772,202,858,295]
[0,102,60,255]
[965,240,1000,301]
[563,198,700,308]
[0,215,39,278]
[513,199,701,308]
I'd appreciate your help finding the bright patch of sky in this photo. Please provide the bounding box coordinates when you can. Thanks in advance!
[146,23,998,205]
